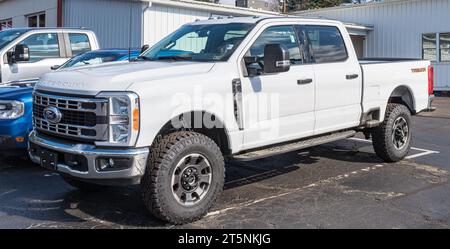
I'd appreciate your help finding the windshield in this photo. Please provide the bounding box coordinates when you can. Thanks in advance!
[59,50,137,69]
[0,29,27,50]
[141,23,255,62]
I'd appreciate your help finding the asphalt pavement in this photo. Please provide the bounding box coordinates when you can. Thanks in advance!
[0,98,449,229]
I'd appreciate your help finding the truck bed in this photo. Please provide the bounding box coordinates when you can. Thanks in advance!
[359,58,430,120]
[359,58,428,65]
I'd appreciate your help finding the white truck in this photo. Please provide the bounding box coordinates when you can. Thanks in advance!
[0,28,99,84]
[29,17,434,224]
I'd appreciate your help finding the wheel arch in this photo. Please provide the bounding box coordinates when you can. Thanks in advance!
[388,85,416,114]
[152,110,232,156]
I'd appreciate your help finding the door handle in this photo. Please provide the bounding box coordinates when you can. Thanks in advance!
[346,74,359,80]
[297,78,313,85]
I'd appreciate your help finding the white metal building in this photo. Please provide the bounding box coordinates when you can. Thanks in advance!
[1,0,381,83]
[296,0,450,91]
[0,0,279,47]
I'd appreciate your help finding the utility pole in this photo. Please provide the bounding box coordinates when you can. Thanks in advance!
[281,0,287,13]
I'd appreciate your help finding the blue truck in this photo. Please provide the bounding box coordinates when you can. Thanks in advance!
[0,48,141,155]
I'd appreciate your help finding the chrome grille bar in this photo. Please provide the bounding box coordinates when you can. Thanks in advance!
[33,91,109,141]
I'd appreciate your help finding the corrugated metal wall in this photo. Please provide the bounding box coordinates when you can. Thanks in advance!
[299,0,450,91]
[63,0,142,48]
[142,4,213,46]
[0,0,58,28]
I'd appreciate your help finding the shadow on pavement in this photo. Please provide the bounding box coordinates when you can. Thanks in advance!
[0,139,384,228]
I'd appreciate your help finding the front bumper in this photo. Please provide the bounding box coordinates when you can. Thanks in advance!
[0,118,31,150]
[28,130,149,186]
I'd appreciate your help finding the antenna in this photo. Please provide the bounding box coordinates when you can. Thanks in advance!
[128,0,133,61]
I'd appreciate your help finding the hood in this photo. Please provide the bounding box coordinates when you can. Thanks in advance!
[0,85,33,101]
[36,61,216,96]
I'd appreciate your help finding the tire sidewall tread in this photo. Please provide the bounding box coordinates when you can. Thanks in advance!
[141,131,224,224]
[372,104,412,162]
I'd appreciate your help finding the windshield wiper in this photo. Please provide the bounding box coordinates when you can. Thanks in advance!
[156,55,192,61]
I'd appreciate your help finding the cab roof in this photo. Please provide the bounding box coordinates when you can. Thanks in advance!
[190,16,343,26]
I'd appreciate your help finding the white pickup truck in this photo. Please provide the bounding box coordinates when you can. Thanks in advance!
[0,28,99,83]
[29,17,434,224]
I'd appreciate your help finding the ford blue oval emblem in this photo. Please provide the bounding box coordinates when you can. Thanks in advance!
[43,106,62,124]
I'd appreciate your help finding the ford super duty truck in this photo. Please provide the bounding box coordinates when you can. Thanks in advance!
[29,17,434,224]
[0,28,99,84]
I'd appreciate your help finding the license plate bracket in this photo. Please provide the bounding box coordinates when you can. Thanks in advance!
[40,149,58,170]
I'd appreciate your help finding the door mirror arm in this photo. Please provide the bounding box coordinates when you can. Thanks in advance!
[6,51,15,64]
[244,56,263,77]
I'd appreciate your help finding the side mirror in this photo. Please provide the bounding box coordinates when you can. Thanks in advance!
[263,44,290,74]
[141,44,150,54]
[14,44,30,62]
[51,65,60,70]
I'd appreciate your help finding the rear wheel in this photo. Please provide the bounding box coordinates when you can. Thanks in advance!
[141,131,225,224]
[371,103,412,162]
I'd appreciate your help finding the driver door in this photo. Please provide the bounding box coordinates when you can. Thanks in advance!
[240,25,316,150]
[2,32,67,82]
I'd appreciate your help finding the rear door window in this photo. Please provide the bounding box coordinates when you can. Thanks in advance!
[68,33,91,55]
[303,25,348,63]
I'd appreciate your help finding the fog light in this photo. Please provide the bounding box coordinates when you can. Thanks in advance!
[96,157,132,172]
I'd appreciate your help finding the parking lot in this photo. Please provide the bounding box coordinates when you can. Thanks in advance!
[0,98,449,229]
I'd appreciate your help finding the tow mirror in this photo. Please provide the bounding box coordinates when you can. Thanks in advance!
[263,44,290,74]
[141,44,150,54]
[14,44,30,62]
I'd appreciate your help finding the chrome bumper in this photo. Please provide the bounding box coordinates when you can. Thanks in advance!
[28,130,149,182]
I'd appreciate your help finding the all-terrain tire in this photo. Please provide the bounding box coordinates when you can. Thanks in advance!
[141,131,225,224]
[371,103,412,162]
[62,175,107,192]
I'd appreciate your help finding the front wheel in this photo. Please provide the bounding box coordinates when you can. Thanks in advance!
[141,131,225,224]
[371,103,412,162]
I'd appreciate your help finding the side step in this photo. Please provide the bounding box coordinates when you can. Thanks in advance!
[231,130,356,161]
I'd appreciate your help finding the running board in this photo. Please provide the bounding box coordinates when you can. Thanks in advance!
[231,130,356,161]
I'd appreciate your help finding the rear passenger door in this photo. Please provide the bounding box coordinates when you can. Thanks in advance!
[302,25,362,135]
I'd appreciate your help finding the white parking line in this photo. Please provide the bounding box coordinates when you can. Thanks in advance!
[348,137,439,159]
[207,163,387,218]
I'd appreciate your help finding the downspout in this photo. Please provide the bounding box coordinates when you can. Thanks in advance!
[57,0,63,27]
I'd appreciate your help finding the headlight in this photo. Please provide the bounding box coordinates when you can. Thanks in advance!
[95,92,140,147]
[0,100,25,120]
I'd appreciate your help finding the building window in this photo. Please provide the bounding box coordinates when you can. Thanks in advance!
[440,33,450,62]
[422,33,437,62]
[27,12,46,27]
[68,33,91,55]
[0,19,12,31]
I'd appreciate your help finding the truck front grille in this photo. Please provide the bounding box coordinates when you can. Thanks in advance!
[33,91,108,141]
[33,104,98,127]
